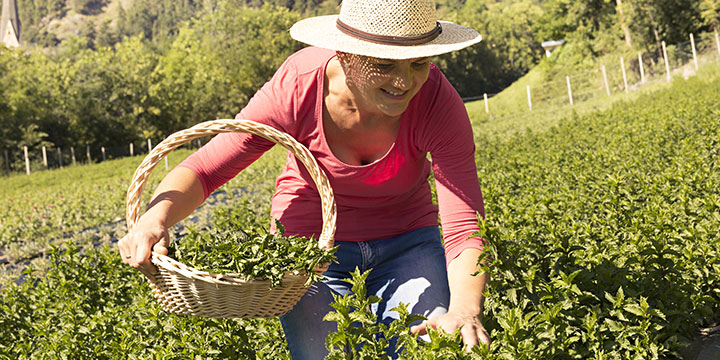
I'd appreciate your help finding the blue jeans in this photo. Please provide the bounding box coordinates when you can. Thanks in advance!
[280,226,450,359]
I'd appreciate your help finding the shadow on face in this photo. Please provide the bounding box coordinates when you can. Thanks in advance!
[336,51,430,93]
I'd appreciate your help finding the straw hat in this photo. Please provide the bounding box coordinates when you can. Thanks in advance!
[289,0,482,60]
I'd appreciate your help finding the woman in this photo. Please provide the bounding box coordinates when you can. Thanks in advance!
[119,0,490,358]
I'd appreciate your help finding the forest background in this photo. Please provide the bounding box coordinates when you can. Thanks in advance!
[0,0,719,170]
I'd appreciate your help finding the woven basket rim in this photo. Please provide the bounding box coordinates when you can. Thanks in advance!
[150,251,308,286]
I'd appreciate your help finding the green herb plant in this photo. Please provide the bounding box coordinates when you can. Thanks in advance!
[169,203,337,288]
[324,268,488,360]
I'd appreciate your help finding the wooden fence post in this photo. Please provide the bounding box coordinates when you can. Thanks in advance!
[57,147,63,168]
[24,146,30,175]
[42,146,47,167]
[602,65,611,96]
[690,33,698,71]
[662,41,671,82]
[86,145,91,164]
[638,52,646,84]
[130,143,134,157]
[147,139,152,153]
[483,93,489,114]
[4,150,10,176]
[620,57,628,93]
[566,76,574,105]
[70,147,76,166]
[101,147,106,161]
[526,85,533,111]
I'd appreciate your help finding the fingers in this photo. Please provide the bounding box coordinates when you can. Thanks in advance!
[118,227,168,282]
[410,321,428,336]
[411,317,456,337]
[478,326,491,347]
[133,235,158,280]
[412,314,491,352]
[118,234,132,264]
[152,241,169,256]
[460,324,479,352]
[462,324,491,353]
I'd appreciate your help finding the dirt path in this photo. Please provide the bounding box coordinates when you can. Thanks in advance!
[682,326,720,360]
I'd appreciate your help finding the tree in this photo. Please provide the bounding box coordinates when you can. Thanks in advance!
[41,35,160,149]
[535,0,618,58]
[626,0,703,54]
[16,0,65,44]
[0,46,55,161]
[0,48,17,151]
[95,19,117,48]
[432,0,544,95]
[113,0,202,48]
[700,0,720,30]
[150,2,303,132]
[617,0,633,48]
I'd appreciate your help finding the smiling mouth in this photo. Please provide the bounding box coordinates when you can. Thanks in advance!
[382,88,407,98]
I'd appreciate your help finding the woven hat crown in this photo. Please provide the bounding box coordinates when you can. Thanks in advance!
[289,0,481,59]
[338,0,438,37]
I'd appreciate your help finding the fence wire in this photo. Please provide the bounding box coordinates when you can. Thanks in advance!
[1,138,209,176]
[471,31,720,122]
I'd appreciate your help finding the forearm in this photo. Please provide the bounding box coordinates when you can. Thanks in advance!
[447,248,488,317]
[141,166,206,228]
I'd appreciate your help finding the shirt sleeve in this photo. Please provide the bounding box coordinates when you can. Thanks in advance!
[177,55,299,198]
[418,69,486,267]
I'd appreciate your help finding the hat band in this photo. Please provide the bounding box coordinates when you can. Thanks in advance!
[336,19,442,46]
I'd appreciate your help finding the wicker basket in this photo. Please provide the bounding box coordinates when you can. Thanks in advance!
[125,119,337,318]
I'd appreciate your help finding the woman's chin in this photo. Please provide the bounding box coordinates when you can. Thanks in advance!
[377,104,409,118]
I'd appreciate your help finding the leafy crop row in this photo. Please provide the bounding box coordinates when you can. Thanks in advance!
[473,75,720,358]
[1,75,718,358]
[0,241,292,359]
[0,147,286,265]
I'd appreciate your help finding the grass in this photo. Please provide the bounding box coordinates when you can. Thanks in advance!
[0,149,192,199]
[0,143,287,284]
[466,45,720,141]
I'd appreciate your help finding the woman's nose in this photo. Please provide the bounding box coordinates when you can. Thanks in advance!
[391,66,413,90]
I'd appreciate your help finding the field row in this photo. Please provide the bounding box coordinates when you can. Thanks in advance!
[1,74,719,358]
[0,146,286,284]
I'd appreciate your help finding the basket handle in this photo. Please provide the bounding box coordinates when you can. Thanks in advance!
[125,119,337,251]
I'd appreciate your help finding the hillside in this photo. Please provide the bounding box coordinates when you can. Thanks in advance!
[12,0,204,48]
[1,58,719,359]
[12,0,342,49]
[42,0,124,42]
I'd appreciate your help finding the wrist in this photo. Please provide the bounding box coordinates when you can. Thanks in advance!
[448,302,482,318]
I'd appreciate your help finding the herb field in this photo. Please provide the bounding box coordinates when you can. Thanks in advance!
[1,73,719,358]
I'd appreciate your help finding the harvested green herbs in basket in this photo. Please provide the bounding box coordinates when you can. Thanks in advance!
[169,205,337,288]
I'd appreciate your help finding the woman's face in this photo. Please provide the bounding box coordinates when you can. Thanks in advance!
[339,53,431,118]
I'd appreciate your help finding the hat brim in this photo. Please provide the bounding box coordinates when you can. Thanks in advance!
[289,15,482,60]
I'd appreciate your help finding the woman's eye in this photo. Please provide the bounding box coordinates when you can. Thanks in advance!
[412,61,429,68]
[374,63,394,70]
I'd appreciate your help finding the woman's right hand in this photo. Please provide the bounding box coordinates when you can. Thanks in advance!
[117,166,206,282]
[118,216,170,282]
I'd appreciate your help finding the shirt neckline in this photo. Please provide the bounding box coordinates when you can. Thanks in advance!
[315,54,403,169]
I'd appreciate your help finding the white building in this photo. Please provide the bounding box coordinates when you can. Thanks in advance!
[541,40,565,58]
[1,0,21,48]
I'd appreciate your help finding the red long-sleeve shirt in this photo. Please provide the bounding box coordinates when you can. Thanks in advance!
[179,47,485,265]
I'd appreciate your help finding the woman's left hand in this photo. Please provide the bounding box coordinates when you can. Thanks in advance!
[410,311,490,352]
